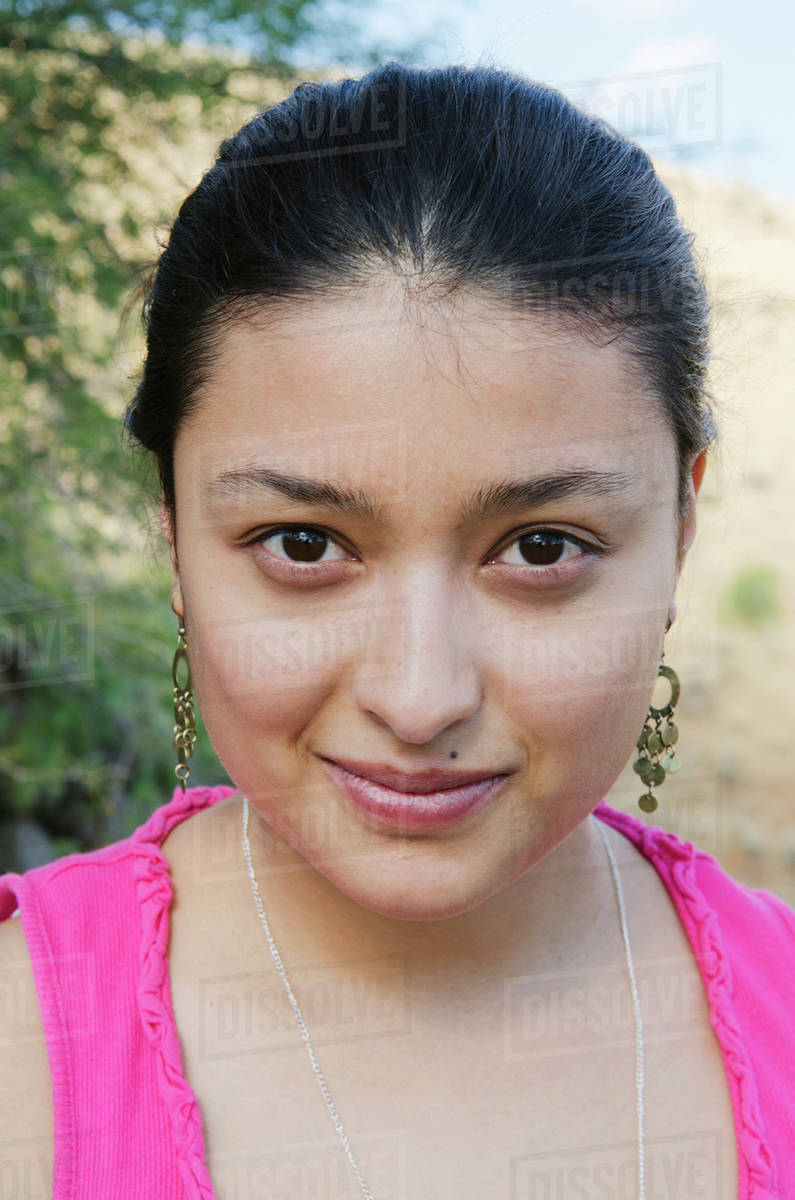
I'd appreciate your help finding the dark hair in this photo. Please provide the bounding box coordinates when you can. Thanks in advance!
[123,60,718,549]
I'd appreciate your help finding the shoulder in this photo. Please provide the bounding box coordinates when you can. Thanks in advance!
[595,800,795,979]
[691,853,795,1057]
[647,821,795,1037]
[0,848,125,1173]
[0,787,240,998]
[0,783,238,922]
[690,847,795,973]
[0,785,236,1174]
[693,845,795,920]
[0,915,54,1177]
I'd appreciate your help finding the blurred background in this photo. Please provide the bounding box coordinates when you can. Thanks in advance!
[1,0,793,902]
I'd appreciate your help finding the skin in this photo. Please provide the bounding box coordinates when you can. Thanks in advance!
[161,275,708,985]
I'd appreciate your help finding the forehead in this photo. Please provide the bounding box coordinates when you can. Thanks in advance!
[178,281,669,487]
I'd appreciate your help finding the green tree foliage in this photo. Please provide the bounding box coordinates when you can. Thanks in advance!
[1,0,434,74]
[0,2,433,864]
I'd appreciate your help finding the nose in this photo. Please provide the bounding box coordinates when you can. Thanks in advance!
[349,567,483,744]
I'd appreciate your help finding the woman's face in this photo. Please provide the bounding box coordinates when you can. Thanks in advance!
[165,279,705,921]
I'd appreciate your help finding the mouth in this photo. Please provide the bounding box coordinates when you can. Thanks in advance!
[319,756,510,793]
[319,756,512,833]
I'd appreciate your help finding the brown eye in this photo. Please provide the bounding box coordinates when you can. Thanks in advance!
[519,533,566,565]
[255,525,348,561]
[495,529,589,568]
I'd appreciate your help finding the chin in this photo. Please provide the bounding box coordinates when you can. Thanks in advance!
[313,858,501,923]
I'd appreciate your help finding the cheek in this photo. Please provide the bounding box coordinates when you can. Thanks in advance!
[494,607,663,786]
[185,613,336,744]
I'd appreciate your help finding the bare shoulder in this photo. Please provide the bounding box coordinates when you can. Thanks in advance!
[159,789,243,881]
[0,915,54,1189]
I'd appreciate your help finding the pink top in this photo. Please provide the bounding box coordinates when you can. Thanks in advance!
[1,783,793,1198]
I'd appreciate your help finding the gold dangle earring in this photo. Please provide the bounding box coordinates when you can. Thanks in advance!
[634,633,681,813]
[172,620,197,792]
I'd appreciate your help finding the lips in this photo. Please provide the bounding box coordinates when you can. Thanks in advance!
[320,757,511,832]
[319,757,509,794]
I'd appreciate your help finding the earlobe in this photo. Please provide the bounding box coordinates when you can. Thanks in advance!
[170,588,185,623]
[170,572,185,622]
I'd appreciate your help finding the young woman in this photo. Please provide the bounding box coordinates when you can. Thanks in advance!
[1,61,793,1200]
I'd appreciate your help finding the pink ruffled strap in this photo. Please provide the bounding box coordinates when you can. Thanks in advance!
[593,801,780,1199]
[131,784,236,1200]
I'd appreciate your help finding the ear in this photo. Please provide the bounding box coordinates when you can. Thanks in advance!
[681,449,708,554]
[159,498,185,621]
[672,449,708,593]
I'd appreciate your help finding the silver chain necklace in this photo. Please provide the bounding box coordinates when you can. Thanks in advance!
[241,794,647,1198]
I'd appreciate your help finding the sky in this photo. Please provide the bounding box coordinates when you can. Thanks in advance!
[309,0,795,206]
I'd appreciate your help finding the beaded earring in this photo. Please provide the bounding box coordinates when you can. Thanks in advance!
[633,642,681,813]
[171,620,197,791]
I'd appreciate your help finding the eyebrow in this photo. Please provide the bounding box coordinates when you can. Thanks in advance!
[205,464,636,522]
